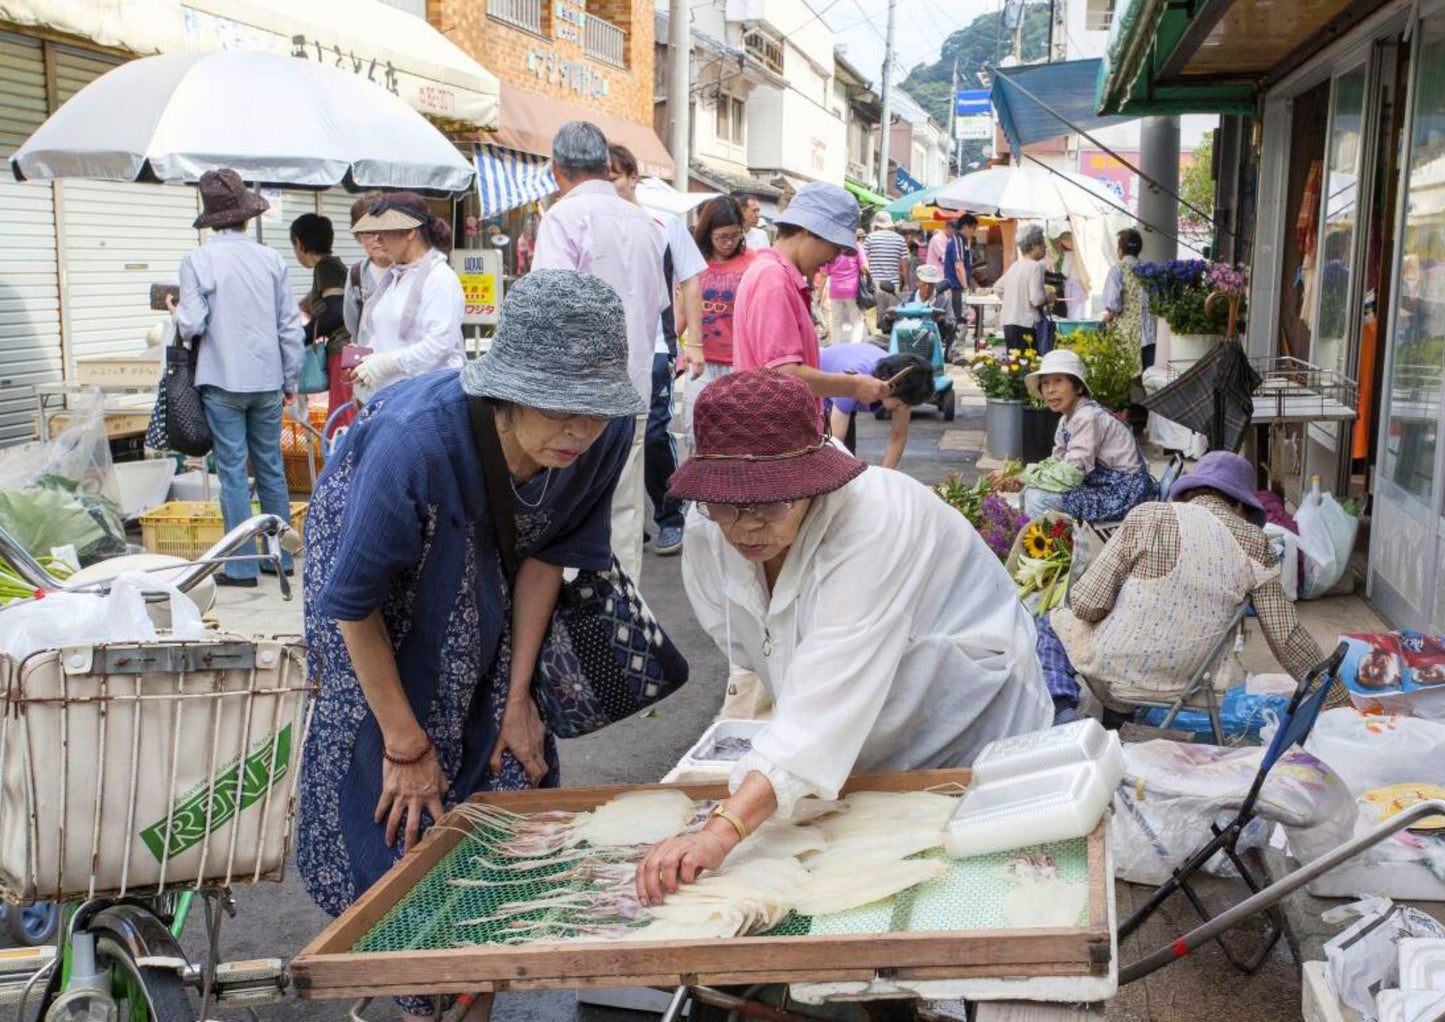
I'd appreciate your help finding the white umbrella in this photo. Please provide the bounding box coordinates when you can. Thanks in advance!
[636,177,721,217]
[11,51,475,194]
[935,164,1122,220]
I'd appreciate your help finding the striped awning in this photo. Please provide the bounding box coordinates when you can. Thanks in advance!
[475,145,556,218]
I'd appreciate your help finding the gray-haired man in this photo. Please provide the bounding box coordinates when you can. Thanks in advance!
[531,120,668,581]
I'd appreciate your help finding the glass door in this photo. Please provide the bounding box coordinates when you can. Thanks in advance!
[1310,66,1368,378]
[1371,11,1445,629]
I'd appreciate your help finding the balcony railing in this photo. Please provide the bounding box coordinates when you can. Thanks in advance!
[585,15,627,69]
[1085,3,1114,31]
[488,0,542,35]
[743,28,784,75]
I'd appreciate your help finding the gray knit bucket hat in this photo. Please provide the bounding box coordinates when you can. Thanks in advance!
[461,269,645,418]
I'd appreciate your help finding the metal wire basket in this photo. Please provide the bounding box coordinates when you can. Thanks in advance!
[0,637,312,905]
[1159,354,1359,424]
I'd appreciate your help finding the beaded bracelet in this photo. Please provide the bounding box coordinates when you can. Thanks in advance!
[383,740,432,766]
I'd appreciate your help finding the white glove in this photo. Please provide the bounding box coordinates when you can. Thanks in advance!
[351,350,402,391]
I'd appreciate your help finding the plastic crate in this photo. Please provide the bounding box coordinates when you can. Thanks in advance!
[139,500,309,559]
[282,404,328,494]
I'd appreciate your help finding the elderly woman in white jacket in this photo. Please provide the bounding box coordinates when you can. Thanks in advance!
[348,193,465,402]
[635,368,1050,906]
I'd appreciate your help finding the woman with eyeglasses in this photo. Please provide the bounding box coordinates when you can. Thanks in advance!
[346,192,465,402]
[634,368,1050,905]
[297,271,641,1022]
[680,196,756,440]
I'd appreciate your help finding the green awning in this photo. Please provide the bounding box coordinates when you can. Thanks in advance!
[1096,0,1258,116]
[845,177,889,208]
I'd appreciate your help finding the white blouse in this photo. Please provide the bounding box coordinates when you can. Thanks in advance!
[360,249,465,383]
[681,467,1052,816]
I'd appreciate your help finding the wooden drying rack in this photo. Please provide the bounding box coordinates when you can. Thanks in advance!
[290,770,1111,1000]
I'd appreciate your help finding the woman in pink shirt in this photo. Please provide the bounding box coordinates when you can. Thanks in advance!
[820,238,869,346]
[682,196,756,440]
[732,182,889,409]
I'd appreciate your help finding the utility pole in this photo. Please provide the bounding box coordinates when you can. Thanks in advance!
[669,0,690,191]
[1047,0,1056,61]
[876,0,896,195]
[950,58,958,176]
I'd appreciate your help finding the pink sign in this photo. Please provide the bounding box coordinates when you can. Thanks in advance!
[1077,149,1195,216]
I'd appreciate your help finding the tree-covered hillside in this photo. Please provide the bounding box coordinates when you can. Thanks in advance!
[899,5,1052,130]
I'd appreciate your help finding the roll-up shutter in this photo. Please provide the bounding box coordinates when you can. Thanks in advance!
[0,32,61,443]
[52,45,202,363]
[321,190,367,270]
[252,192,317,303]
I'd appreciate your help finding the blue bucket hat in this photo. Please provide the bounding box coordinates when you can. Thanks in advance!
[775,182,860,252]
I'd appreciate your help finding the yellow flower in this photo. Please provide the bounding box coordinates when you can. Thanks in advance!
[1006,364,1016,372]
[1025,349,1037,358]
[1021,525,1050,558]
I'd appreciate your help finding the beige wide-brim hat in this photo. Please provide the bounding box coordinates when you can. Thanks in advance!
[351,207,426,233]
[916,264,943,285]
[1025,348,1091,401]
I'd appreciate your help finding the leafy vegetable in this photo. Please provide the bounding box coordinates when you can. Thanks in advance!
[0,487,125,565]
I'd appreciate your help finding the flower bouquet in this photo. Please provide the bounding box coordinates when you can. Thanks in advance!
[1009,515,1074,613]
[1132,259,1248,335]
[934,467,1027,561]
[970,348,1042,402]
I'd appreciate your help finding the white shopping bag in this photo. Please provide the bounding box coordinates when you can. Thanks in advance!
[0,571,203,661]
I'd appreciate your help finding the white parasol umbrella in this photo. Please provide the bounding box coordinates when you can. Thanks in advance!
[636,177,721,217]
[935,164,1122,220]
[10,51,475,194]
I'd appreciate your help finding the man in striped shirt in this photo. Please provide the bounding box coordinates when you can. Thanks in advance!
[863,211,911,294]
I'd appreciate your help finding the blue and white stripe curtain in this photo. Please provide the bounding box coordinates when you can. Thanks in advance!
[475,145,557,218]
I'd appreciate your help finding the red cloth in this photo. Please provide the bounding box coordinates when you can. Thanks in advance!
[326,351,356,434]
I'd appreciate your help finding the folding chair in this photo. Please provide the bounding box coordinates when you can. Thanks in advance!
[1088,452,1186,544]
[1103,600,1250,745]
[1118,642,1348,976]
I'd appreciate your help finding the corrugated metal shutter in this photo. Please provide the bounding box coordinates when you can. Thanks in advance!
[322,190,367,270]
[0,32,61,443]
[252,193,317,303]
[52,46,203,364]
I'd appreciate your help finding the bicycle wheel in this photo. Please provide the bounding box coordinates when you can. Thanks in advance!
[4,901,59,945]
[94,936,192,1022]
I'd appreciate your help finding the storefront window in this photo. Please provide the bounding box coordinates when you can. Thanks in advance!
[1383,16,1445,503]
[1311,68,1366,377]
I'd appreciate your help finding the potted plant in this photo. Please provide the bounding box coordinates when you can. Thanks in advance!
[1133,260,1247,364]
[1057,327,1137,415]
[971,348,1041,461]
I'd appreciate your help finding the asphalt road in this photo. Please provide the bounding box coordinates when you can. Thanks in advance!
[6,392,986,1022]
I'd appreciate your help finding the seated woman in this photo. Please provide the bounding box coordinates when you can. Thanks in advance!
[1020,349,1158,522]
[635,369,1051,905]
[1037,451,1326,719]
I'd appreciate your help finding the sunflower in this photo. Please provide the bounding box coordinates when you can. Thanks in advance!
[1021,524,1051,558]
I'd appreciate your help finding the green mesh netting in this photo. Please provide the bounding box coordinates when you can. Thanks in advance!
[350,812,1090,953]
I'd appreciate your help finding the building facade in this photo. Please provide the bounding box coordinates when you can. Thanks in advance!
[887,90,951,192]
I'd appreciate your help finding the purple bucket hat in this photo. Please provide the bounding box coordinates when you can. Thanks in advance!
[1170,451,1267,527]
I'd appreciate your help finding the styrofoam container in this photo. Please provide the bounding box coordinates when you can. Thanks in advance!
[944,762,1116,858]
[970,717,1123,787]
[683,718,766,766]
[945,721,1125,859]
[1399,937,1445,991]
[113,459,176,518]
[1374,989,1445,1022]
[169,470,248,502]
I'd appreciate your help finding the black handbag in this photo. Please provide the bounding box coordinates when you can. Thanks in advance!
[163,329,212,457]
[469,398,689,738]
[855,269,877,311]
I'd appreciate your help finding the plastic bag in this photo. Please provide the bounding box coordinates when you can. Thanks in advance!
[0,571,204,662]
[1110,739,1353,884]
[1336,632,1445,721]
[1296,485,1359,600]
[1324,897,1445,1020]
[1263,524,1301,601]
[0,393,125,565]
[1303,708,1445,795]
[1139,682,1294,739]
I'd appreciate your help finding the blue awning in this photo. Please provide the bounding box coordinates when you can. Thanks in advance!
[475,145,555,219]
[989,59,1135,152]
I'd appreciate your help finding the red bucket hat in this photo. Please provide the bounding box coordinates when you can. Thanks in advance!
[668,369,866,504]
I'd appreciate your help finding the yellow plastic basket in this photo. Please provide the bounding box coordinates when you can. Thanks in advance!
[138,501,309,560]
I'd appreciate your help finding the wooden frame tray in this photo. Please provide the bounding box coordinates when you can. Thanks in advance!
[291,770,1111,1000]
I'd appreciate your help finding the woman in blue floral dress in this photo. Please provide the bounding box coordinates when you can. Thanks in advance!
[297,270,642,1022]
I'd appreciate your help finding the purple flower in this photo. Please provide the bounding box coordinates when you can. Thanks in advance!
[977,495,1028,561]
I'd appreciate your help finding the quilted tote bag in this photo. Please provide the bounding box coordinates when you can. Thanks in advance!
[163,337,212,457]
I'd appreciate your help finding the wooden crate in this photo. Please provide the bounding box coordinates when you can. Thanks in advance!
[290,771,1112,1001]
[73,354,161,390]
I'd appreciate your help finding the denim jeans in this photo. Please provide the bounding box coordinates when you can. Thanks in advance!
[199,386,293,580]
[645,352,685,532]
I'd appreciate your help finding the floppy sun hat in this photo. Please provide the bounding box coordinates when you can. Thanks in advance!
[193,169,269,230]
[916,264,944,285]
[668,369,866,504]
[1025,348,1091,402]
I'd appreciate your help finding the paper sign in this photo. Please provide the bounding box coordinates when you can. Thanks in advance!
[451,249,503,325]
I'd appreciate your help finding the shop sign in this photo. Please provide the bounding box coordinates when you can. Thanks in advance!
[554,0,588,44]
[451,249,503,325]
[180,7,465,119]
[525,50,610,97]
[957,115,994,141]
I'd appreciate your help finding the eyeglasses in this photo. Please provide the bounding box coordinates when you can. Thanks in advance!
[538,408,611,426]
[701,300,732,314]
[696,501,797,525]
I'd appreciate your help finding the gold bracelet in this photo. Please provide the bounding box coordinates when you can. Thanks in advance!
[709,803,749,841]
